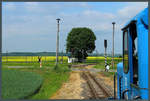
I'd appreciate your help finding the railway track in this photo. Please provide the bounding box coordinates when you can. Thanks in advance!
[82,71,113,99]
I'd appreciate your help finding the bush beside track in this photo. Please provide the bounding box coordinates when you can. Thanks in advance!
[2,70,43,99]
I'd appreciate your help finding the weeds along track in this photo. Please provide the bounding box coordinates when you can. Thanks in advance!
[82,71,112,99]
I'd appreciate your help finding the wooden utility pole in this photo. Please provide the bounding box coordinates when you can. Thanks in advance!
[56,18,60,65]
[112,22,115,69]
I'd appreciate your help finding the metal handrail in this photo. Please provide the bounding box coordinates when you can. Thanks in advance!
[122,89,129,99]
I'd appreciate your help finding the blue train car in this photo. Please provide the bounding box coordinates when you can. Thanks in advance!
[116,7,148,100]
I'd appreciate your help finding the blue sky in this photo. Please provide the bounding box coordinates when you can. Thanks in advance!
[2,2,148,54]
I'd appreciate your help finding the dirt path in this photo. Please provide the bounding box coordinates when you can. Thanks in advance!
[50,71,90,99]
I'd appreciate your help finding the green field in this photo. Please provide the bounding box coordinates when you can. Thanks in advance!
[2,62,70,99]
[2,69,43,99]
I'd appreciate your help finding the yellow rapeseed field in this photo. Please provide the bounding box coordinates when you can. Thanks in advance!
[2,56,68,62]
[87,57,122,60]
[2,56,122,62]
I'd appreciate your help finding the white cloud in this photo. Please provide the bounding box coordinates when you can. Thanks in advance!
[58,10,116,33]
[2,2,148,53]
[3,2,16,10]
[25,2,39,6]
[117,2,148,23]
[24,2,40,12]
[83,10,115,19]
[80,2,90,7]
[63,2,91,8]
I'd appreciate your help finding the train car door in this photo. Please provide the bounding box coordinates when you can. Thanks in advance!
[122,21,140,99]
[121,21,136,99]
[122,27,131,99]
[128,21,141,99]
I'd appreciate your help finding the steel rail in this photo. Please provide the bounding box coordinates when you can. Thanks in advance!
[82,71,112,99]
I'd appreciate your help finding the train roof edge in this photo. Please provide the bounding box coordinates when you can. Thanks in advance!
[122,7,148,31]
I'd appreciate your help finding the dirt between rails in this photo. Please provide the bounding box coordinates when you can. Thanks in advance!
[96,73,113,89]
[50,65,114,99]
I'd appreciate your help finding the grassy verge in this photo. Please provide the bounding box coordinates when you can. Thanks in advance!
[2,63,70,99]
[98,72,115,82]
[2,70,43,99]
[100,72,115,77]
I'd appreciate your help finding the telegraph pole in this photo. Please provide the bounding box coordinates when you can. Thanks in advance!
[56,18,60,65]
[112,22,115,69]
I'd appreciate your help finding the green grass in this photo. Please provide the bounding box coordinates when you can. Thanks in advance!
[31,68,70,99]
[2,63,70,99]
[101,72,115,77]
[2,70,43,99]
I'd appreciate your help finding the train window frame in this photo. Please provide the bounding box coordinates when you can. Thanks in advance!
[129,22,138,85]
[132,36,138,85]
[123,30,129,74]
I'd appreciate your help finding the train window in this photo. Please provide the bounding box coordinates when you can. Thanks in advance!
[123,31,129,74]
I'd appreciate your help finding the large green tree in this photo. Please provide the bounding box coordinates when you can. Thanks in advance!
[66,27,96,62]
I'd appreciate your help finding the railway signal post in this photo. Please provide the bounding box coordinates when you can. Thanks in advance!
[104,40,107,70]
